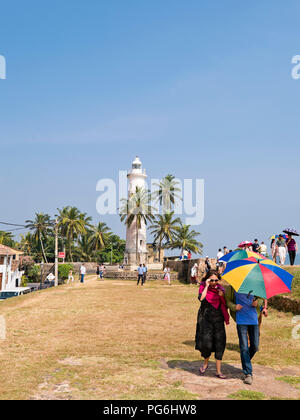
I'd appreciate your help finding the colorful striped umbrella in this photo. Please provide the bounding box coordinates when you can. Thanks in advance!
[222,257,293,299]
[269,234,288,240]
[219,249,266,264]
[238,241,253,248]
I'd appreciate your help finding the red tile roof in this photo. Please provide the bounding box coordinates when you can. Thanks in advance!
[0,244,23,256]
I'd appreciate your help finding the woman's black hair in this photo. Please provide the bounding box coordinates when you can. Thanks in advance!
[202,269,222,282]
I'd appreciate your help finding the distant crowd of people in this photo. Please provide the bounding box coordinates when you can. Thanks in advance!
[214,236,298,267]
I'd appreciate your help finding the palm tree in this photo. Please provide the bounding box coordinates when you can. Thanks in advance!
[152,174,182,215]
[167,223,203,256]
[120,187,155,263]
[74,235,95,262]
[150,212,181,262]
[18,232,34,255]
[0,231,15,247]
[88,222,112,254]
[25,213,52,263]
[55,206,87,262]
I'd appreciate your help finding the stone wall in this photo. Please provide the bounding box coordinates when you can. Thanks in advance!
[163,258,217,283]
[106,271,178,282]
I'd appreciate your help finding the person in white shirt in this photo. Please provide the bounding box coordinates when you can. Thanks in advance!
[217,249,224,260]
[67,269,74,284]
[137,264,144,286]
[217,249,225,273]
[80,264,86,283]
[259,242,267,257]
[164,265,171,285]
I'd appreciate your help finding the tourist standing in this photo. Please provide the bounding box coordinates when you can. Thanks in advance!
[80,264,86,283]
[259,242,267,257]
[276,235,287,265]
[271,238,277,263]
[143,264,148,284]
[190,263,198,284]
[164,265,171,285]
[286,234,298,266]
[188,251,192,260]
[225,287,264,385]
[67,269,74,284]
[205,256,211,273]
[137,264,144,286]
[216,249,224,273]
[223,247,229,255]
[195,270,229,379]
[99,264,105,280]
[217,249,224,260]
[252,239,260,253]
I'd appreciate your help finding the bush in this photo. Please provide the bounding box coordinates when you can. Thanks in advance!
[26,265,41,283]
[21,275,28,287]
[58,264,73,280]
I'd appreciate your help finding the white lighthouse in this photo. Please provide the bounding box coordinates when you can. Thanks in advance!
[124,157,148,266]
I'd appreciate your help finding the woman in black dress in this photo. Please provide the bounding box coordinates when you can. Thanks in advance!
[195,270,229,379]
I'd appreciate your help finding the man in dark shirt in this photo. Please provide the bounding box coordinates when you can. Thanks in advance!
[252,239,260,253]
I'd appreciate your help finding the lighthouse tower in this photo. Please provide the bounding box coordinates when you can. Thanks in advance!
[124,157,148,266]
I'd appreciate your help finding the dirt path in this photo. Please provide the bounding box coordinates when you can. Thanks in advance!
[160,359,300,399]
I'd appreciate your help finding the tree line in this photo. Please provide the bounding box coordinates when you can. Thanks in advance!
[0,175,203,263]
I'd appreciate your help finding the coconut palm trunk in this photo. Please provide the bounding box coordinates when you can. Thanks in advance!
[39,235,48,263]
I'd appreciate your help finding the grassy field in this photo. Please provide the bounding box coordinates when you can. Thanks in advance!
[0,276,299,400]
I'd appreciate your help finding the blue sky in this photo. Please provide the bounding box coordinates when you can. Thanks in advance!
[1,0,300,256]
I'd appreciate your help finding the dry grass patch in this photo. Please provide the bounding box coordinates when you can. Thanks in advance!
[0,277,299,400]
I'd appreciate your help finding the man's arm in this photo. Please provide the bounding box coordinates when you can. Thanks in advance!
[225,286,242,312]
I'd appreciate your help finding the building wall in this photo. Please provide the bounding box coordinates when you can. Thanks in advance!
[0,256,24,290]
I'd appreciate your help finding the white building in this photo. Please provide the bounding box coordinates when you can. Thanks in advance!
[124,157,148,265]
[0,245,24,291]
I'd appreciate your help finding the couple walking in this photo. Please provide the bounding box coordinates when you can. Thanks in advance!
[137,264,148,286]
[195,270,267,384]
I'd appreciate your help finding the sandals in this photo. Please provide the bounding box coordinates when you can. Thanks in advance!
[215,373,227,379]
[199,365,209,374]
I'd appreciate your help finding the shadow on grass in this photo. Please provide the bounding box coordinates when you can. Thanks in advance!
[167,360,243,380]
[182,341,240,354]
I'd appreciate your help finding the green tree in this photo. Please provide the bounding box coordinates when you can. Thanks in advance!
[150,212,181,262]
[0,231,15,248]
[18,232,34,255]
[120,187,155,263]
[55,206,88,262]
[88,222,112,253]
[152,174,182,215]
[167,223,203,256]
[25,213,52,263]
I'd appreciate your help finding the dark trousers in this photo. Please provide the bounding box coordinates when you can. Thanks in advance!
[137,274,144,285]
[237,325,259,376]
[288,250,296,266]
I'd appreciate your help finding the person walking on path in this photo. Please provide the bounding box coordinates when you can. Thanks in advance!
[164,265,171,285]
[195,270,229,379]
[286,234,298,266]
[67,269,74,284]
[276,235,287,265]
[225,286,264,385]
[99,264,105,280]
[137,264,144,286]
[80,264,86,283]
[142,264,148,284]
